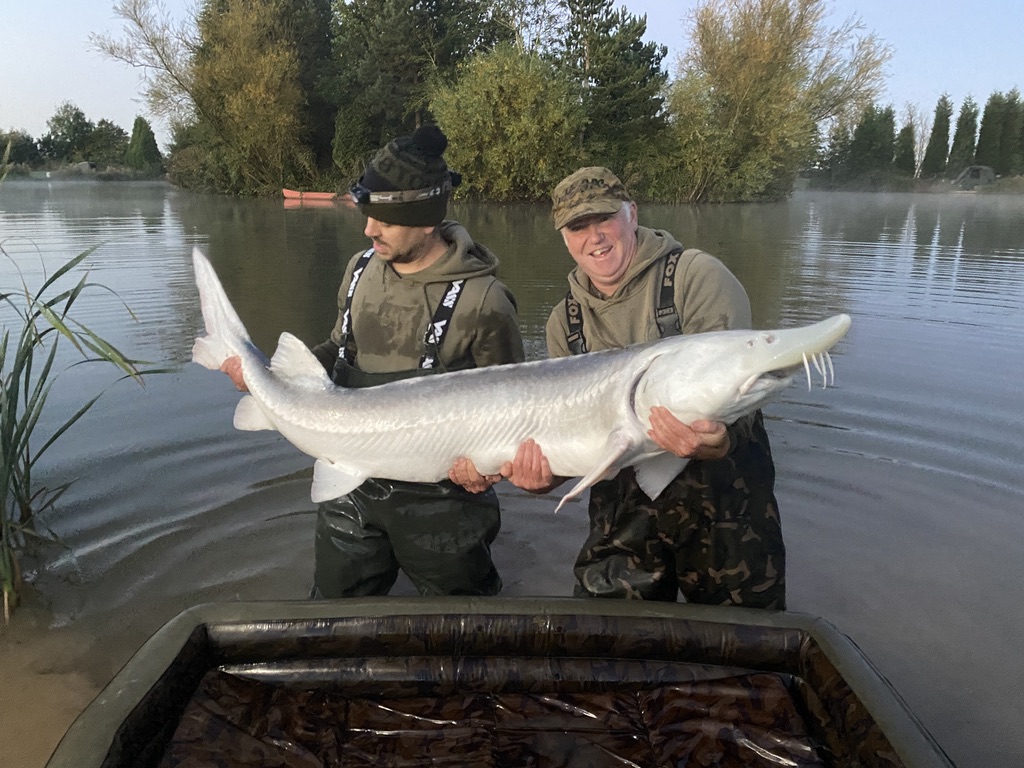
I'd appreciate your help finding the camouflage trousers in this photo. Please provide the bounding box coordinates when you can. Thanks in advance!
[573,411,786,609]
[312,478,502,598]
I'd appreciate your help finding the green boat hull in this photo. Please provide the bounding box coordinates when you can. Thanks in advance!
[46,597,955,767]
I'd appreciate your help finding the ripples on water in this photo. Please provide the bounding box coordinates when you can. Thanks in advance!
[1,181,1022,767]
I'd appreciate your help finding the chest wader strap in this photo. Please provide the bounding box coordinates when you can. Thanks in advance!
[420,278,465,369]
[564,247,685,355]
[339,248,375,365]
[338,248,465,371]
[565,292,587,355]
[655,248,683,339]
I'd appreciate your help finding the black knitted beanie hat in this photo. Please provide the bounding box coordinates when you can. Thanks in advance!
[357,125,455,226]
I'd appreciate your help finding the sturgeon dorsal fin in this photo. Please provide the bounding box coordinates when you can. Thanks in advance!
[311,459,367,502]
[269,333,333,391]
[555,428,638,511]
[633,453,688,501]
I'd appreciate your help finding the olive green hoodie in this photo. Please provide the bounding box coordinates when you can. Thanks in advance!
[545,226,751,357]
[316,221,525,374]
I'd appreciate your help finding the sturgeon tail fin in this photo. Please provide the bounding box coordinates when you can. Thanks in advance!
[191,247,254,370]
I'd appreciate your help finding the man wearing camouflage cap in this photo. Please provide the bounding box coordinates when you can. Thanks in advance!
[453,166,785,608]
[224,125,525,598]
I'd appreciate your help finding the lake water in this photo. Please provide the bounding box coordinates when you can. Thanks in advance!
[1,180,1022,768]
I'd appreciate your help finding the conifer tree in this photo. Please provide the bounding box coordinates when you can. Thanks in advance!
[946,96,979,178]
[561,0,668,169]
[893,124,916,175]
[996,88,1022,176]
[975,91,1006,170]
[919,94,953,177]
[847,104,895,179]
[125,116,164,175]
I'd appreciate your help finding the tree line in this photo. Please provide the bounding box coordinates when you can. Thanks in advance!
[85,0,888,202]
[8,0,1017,201]
[1,104,164,177]
[818,89,1024,190]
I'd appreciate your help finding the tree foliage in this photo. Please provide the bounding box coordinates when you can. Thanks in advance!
[491,0,567,54]
[975,91,1005,171]
[38,102,95,162]
[946,96,979,178]
[187,0,315,193]
[125,116,164,174]
[429,44,585,200]
[86,120,131,167]
[0,131,42,168]
[92,0,201,129]
[97,0,330,192]
[330,0,511,178]
[919,94,952,177]
[996,88,1022,176]
[837,103,897,188]
[560,0,668,169]
[94,0,1024,200]
[893,123,916,175]
[668,0,891,202]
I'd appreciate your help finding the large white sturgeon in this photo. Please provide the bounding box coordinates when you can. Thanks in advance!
[191,248,851,510]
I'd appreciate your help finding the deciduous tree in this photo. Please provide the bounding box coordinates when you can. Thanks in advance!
[429,44,584,200]
[0,131,42,168]
[188,0,313,192]
[39,102,94,162]
[668,0,890,202]
[85,119,131,166]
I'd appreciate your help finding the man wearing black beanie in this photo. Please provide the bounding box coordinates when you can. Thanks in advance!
[303,125,526,598]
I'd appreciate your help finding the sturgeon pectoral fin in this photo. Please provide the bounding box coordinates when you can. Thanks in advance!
[233,396,275,431]
[555,429,638,512]
[311,459,367,503]
[633,453,689,501]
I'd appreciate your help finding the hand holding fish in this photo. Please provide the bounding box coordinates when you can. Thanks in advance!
[500,439,563,493]
[220,356,248,392]
[448,457,502,494]
[450,440,563,495]
[647,408,731,461]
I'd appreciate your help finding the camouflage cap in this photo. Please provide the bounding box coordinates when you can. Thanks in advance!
[551,167,632,229]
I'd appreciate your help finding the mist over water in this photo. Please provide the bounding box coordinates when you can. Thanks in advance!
[1,181,1022,767]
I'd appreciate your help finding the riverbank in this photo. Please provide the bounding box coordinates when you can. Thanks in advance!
[0,590,99,768]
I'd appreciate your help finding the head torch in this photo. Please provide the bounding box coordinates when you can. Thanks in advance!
[349,171,462,206]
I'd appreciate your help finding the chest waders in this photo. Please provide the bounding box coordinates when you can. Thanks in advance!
[312,250,502,599]
[563,248,785,608]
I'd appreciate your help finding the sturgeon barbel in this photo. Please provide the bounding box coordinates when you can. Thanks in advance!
[191,248,851,510]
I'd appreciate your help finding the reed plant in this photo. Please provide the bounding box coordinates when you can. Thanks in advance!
[0,244,147,622]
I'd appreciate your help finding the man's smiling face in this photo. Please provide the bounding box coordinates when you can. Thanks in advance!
[561,201,639,297]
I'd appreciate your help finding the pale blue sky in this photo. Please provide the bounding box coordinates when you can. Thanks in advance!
[2,0,1021,150]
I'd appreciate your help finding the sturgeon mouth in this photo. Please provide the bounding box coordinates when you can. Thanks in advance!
[738,349,838,396]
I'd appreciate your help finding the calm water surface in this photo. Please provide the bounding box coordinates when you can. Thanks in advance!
[1,181,1022,767]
